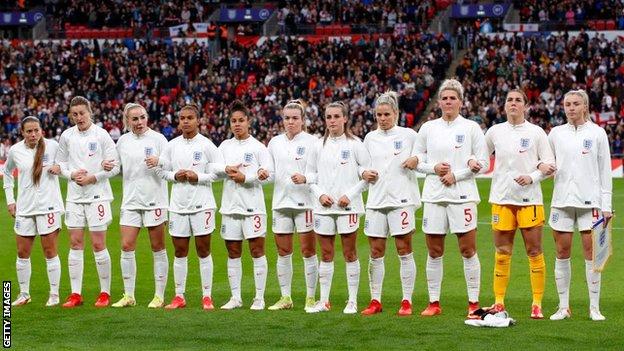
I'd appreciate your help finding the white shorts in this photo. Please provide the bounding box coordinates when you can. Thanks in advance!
[220,214,267,241]
[65,201,112,231]
[169,210,215,237]
[364,206,415,238]
[422,202,477,235]
[14,212,62,236]
[549,207,600,232]
[272,209,314,234]
[120,208,168,228]
[314,213,360,236]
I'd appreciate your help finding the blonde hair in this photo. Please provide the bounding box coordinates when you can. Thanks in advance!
[122,103,148,132]
[564,89,591,121]
[283,99,307,132]
[437,79,464,101]
[374,91,399,113]
[323,101,353,145]
[69,96,93,114]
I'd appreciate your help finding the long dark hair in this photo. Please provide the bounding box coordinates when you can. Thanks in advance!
[21,116,45,186]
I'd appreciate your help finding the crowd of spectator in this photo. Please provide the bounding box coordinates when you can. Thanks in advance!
[515,0,624,27]
[0,32,450,154]
[453,30,624,155]
[276,0,441,34]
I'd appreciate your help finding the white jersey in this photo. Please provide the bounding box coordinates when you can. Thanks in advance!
[485,121,554,206]
[268,131,316,210]
[3,139,64,216]
[413,116,488,203]
[219,135,272,216]
[549,122,612,212]
[116,129,169,210]
[159,133,224,214]
[363,126,421,209]
[306,134,370,215]
[57,124,119,203]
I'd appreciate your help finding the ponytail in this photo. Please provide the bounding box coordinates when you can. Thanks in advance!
[21,116,45,186]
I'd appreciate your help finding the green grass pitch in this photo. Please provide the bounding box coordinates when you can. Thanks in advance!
[1,178,622,350]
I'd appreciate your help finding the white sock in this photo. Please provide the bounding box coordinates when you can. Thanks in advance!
[173,256,188,296]
[319,261,334,303]
[554,258,571,309]
[426,255,443,302]
[368,256,385,301]
[303,255,318,299]
[16,257,31,295]
[585,260,601,309]
[463,253,481,303]
[399,253,416,303]
[94,249,111,294]
[277,254,293,297]
[199,255,213,297]
[45,256,61,296]
[68,249,83,294]
[346,260,360,304]
[120,250,136,296]
[152,249,168,300]
[252,255,268,300]
[227,257,242,301]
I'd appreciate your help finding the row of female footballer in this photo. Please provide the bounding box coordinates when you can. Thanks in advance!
[4,79,612,320]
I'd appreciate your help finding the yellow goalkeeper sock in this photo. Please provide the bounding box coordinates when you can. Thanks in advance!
[528,253,546,306]
[493,252,511,305]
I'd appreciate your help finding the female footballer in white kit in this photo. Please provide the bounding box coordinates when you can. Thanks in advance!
[266,100,319,312]
[360,91,420,316]
[305,101,371,314]
[56,96,120,308]
[157,104,225,310]
[413,80,488,318]
[4,117,64,307]
[218,100,273,311]
[111,103,169,308]
[485,89,556,319]
[548,90,612,321]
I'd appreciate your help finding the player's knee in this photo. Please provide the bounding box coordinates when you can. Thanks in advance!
[343,250,357,262]
[43,247,57,259]
[321,251,334,262]
[556,248,571,259]
[17,249,30,259]
[150,241,165,252]
[427,247,444,258]
[250,246,264,258]
[174,247,189,258]
[278,247,293,256]
[526,246,542,257]
[495,246,513,256]
[460,248,476,258]
[300,247,315,258]
[91,242,106,252]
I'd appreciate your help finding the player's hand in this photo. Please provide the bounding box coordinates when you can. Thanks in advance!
[76,174,96,186]
[225,164,242,175]
[603,211,613,228]
[401,156,419,170]
[468,159,482,173]
[538,162,557,176]
[145,156,159,168]
[434,162,451,176]
[48,164,61,175]
[257,168,269,181]
[70,169,88,181]
[174,169,188,182]
[319,194,334,207]
[186,170,199,184]
[337,195,351,208]
[101,159,116,171]
[440,172,456,186]
[291,173,306,184]
[229,170,246,184]
[514,175,533,186]
[7,203,16,218]
[362,170,378,183]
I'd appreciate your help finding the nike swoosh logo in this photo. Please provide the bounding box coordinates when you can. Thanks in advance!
[295,157,303,160]
[582,151,589,154]
[519,150,527,153]
[394,152,401,155]
[88,153,96,157]
[340,161,348,164]
[455,145,462,149]
[192,163,199,166]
